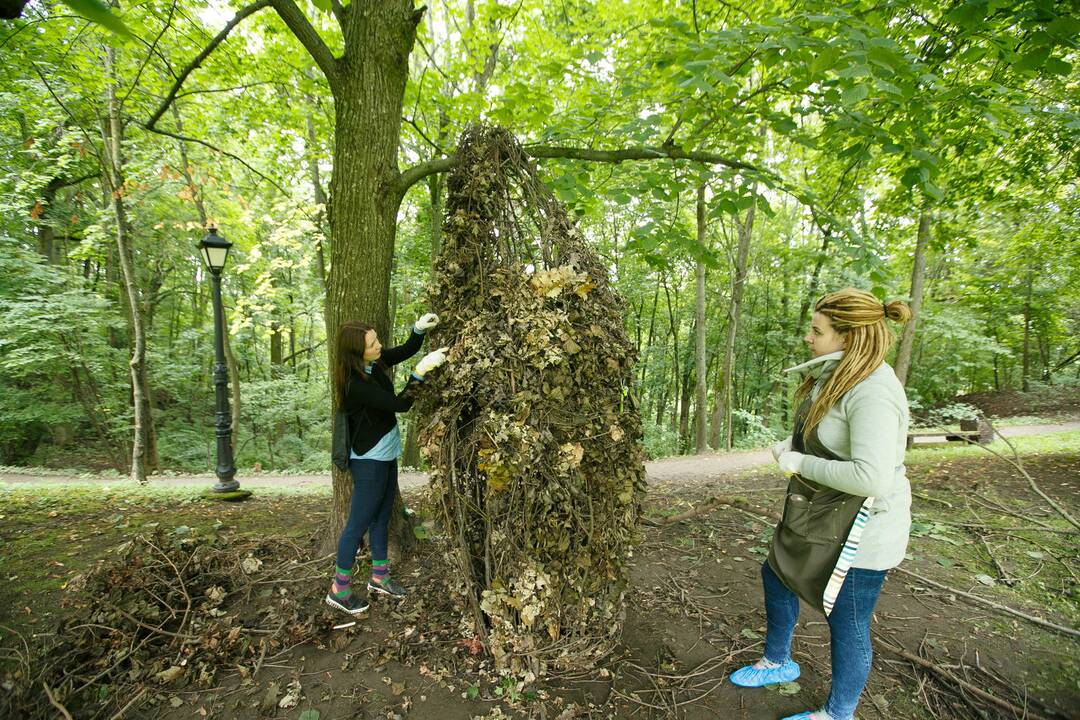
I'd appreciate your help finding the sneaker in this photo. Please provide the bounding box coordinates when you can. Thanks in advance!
[325,589,369,616]
[367,577,407,598]
[729,658,801,687]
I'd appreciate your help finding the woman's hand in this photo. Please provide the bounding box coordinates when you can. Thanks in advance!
[414,346,449,378]
[777,450,805,476]
[415,313,440,332]
[771,436,793,461]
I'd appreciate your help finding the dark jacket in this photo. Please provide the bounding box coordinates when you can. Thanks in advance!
[344,329,425,456]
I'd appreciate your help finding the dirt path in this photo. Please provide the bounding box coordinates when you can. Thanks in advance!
[2,421,1076,492]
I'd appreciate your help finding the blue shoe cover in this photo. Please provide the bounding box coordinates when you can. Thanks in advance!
[728,658,800,687]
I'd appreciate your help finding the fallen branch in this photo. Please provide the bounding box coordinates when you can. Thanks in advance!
[896,567,1080,639]
[642,495,777,526]
[875,637,1056,720]
[960,432,1080,532]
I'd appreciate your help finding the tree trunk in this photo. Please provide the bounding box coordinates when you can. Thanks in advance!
[694,184,708,453]
[103,47,148,484]
[711,202,755,450]
[305,106,329,292]
[894,211,930,385]
[271,323,284,368]
[1022,270,1033,392]
[797,229,831,331]
[322,2,422,557]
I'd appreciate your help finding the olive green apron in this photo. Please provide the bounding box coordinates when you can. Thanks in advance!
[767,398,874,616]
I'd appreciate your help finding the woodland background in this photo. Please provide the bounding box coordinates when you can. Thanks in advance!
[1,0,1077,476]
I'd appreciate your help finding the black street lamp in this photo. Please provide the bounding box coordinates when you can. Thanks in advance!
[199,227,247,499]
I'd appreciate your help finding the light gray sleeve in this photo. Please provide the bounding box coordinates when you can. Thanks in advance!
[798,387,903,498]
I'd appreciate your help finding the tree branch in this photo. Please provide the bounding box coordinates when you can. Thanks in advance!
[525,143,762,173]
[394,155,457,199]
[268,0,338,84]
[146,0,274,130]
[394,143,776,199]
[143,125,290,198]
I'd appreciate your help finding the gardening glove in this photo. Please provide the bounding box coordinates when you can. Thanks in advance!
[771,436,793,461]
[777,450,804,476]
[414,313,440,333]
[413,346,449,378]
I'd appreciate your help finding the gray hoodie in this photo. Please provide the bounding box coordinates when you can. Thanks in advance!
[785,351,912,570]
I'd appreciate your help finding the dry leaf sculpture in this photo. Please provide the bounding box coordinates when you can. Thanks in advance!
[416,125,647,677]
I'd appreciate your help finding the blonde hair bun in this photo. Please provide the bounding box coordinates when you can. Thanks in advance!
[884,299,912,324]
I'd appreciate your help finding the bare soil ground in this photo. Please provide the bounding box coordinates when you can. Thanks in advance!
[1,438,1077,719]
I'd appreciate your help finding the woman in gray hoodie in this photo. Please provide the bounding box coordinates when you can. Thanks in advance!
[729,288,913,720]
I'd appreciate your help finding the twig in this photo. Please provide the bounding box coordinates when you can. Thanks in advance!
[874,637,1055,720]
[643,495,775,526]
[977,534,1016,586]
[42,682,74,720]
[113,606,198,641]
[108,687,147,720]
[896,567,1080,638]
[912,491,953,508]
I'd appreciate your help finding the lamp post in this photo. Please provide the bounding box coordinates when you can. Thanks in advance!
[199,227,244,497]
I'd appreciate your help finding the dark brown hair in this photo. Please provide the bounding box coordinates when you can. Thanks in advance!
[334,320,376,407]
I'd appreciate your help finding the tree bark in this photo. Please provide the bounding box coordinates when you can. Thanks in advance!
[894,211,930,385]
[102,47,149,484]
[305,105,329,292]
[1022,270,1033,392]
[797,226,831,331]
[711,202,755,450]
[694,184,708,453]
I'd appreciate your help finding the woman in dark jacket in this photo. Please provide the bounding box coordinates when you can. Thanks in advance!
[326,314,448,616]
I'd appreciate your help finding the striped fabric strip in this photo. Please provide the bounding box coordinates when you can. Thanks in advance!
[822,496,874,616]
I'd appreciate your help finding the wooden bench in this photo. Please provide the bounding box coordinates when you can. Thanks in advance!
[906,416,994,450]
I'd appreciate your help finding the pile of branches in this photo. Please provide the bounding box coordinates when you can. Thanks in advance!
[417,125,647,678]
[1,532,329,719]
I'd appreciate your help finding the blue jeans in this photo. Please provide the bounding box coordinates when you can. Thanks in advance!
[761,561,887,720]
[335,459,398,570]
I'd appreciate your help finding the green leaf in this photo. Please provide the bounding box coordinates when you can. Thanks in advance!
[467,685,480,700]
[975,574,995,586]
[1046,16,1080,40]
[945,2,986,29]
[777,681,801,696]
[311,0,332,11]
[1013,46,1051,72]
[841,84,869,106]
[412,525,429,540]
[772,118,797,134]
[1043,57,1072,75]
[298,711,320,720]
[59,0,134,38]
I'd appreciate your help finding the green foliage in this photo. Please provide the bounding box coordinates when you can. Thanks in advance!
[0,0,1076,472]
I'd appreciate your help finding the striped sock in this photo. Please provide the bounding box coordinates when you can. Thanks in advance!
[332,565,353,599]
[371,559,389,585]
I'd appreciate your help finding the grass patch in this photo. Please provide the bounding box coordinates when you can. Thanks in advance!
[906,429,1080,465]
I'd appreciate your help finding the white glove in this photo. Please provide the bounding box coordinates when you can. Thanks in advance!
[414,346,449,377]
[771,436,793,461]
[415,313,440,332]
[777,451,804,476]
